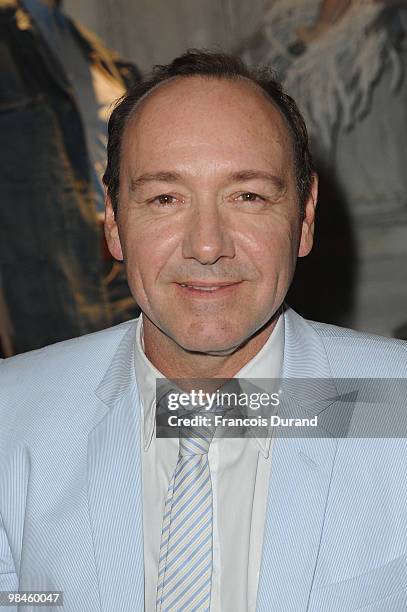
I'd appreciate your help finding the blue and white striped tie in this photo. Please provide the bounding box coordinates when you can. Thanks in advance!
[156,422,215,611]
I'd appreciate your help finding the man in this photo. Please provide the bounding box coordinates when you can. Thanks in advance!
[0,0,140,356]
[1,50,407,612]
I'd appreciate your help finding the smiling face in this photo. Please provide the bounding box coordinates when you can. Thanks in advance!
[105,76,317,358]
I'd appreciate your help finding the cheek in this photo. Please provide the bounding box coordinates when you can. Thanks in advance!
[121,220,178,287]
[244,218,300,279]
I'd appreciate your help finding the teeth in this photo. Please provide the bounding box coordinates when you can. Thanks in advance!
[180,284,220,291]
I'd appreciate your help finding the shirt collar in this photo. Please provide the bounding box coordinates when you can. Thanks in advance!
[134,311,285,458]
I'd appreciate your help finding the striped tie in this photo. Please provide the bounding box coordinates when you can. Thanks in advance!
[156,419,215,611]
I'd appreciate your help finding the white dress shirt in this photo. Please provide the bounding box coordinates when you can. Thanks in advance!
[134,314,285,611]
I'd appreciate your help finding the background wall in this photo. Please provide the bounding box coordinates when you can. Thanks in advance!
[62,0,407,340]
[63,0,267,71]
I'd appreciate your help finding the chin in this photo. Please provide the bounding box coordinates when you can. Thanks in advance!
[173,324,249,356]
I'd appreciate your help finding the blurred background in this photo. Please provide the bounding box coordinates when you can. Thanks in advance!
[1,0,407,356]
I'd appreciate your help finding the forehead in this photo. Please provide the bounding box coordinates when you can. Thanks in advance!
[121,76,294,175]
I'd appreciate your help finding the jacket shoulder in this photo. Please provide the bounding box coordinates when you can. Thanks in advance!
[0,319,137,401]
[307,319,407,377]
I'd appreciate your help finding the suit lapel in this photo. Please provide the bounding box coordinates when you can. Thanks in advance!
[257,308,354,611]
[87,323,144,612]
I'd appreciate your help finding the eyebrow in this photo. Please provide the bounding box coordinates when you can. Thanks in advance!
[228,170,286,191]
[129,172,182,192]
[129,169,286,192]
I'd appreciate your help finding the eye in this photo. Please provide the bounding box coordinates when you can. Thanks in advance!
[153,194,177,205]
[236,192,264,202]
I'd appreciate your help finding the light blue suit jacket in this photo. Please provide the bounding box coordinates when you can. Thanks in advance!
[1,308,407,611]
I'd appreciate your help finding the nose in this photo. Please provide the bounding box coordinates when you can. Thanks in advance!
[181,200,235,265]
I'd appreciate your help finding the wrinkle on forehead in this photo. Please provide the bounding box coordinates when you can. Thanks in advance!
[121,75,296,188]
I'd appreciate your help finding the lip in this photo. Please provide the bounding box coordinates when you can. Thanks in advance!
[175,281,243,296]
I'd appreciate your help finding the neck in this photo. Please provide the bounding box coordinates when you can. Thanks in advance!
[142,312,280,379]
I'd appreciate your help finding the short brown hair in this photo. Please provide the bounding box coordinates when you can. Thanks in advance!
[103,49,314,215]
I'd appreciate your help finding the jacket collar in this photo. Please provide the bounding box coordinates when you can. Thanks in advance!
[88,322,144,612]
[94,320,139,411]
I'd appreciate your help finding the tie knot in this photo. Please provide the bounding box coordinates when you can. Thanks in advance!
[156,381,238,452]
[178,404,226,456]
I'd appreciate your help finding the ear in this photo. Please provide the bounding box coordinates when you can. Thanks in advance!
[104,192,124,261]
[298,173,318,258]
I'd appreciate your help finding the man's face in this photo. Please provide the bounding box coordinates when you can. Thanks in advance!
[106,76,316,354]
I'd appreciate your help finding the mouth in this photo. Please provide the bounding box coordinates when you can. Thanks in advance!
[175,281,242,295]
